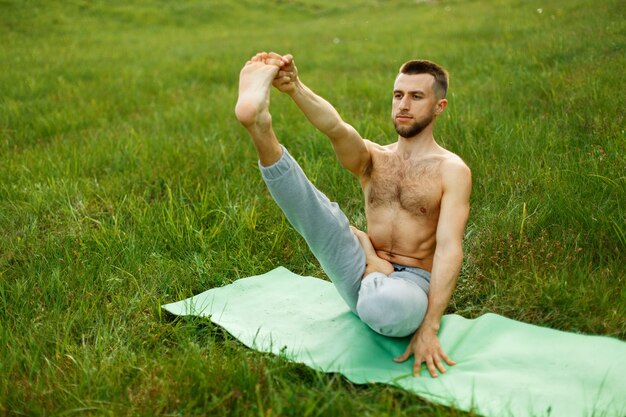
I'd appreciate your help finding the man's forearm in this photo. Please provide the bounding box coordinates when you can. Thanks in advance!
[287,80,346,140]
[285,78,370,176]
[420,247,463,332]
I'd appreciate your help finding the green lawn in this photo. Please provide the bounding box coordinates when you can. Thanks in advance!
[1,0,624,415]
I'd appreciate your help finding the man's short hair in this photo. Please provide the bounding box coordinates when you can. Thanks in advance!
[399,60,449,99]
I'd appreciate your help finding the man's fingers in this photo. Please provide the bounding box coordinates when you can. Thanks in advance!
[276,71,294,81]
[440,350,457,366]
[275,78,291,86]
[413,358,423,376]
[434,357,447,374]
[426,358,438,378]
[281,55,295,71]
[280,54,294,68]
[393,348,412,363]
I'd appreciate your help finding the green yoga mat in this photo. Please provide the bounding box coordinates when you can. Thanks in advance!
[162,267,626,417]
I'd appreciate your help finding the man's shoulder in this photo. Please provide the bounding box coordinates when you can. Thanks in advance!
[440,152,470,172]
[440,153,472,193]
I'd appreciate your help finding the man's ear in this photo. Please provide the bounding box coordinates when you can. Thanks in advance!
[435,98,448,116]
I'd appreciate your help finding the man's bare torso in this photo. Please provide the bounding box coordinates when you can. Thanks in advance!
[360,141,461,272]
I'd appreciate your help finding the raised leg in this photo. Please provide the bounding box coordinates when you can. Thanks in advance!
[260,148,366,313]
[235,52,284,166]
[235,54,366,313]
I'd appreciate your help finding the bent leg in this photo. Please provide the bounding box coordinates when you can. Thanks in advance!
[357,268,430,337]
[260,148,365,313]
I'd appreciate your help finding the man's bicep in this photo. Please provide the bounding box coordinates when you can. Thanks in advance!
[437,163,472,245]
[329,122,371,176]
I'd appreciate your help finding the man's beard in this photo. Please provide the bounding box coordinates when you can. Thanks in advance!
[394,112,435,138]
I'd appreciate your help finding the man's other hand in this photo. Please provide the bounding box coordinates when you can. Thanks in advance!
[393,326,456,377]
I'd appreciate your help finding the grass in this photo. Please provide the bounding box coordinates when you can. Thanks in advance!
[1,0,624,415]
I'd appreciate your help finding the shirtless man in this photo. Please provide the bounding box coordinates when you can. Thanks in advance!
[235,52,471,378]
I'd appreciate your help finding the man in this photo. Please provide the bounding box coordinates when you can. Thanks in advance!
[234,52,471,378]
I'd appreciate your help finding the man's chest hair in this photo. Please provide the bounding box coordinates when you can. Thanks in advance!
[365,153,442,216]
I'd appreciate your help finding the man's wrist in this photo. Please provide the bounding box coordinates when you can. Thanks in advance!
[287,79,305,99]
[419,319,440,334]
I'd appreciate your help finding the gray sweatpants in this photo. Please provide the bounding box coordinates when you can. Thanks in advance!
[259,146,430,337]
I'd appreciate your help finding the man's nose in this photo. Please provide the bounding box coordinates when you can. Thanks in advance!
[399,95,411,110]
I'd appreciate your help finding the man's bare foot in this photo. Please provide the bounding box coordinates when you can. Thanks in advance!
[350,226,394,277]
[235,52,283,128]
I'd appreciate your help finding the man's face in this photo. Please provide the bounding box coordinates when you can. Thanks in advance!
[391,73,441,138]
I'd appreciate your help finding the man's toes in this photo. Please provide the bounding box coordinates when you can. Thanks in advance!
[267,52,284,62]
[265,58,284,67]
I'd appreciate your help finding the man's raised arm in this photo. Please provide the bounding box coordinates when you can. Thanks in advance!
[271,54,370,177]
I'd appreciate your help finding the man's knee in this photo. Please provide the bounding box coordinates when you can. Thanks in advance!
[356,273,428,337]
